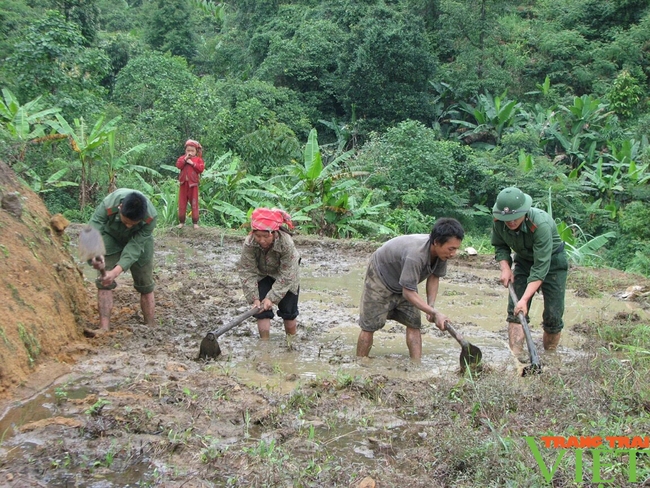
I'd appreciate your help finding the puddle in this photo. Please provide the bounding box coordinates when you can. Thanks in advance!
[198,257,649,393]
[0,385,92,443]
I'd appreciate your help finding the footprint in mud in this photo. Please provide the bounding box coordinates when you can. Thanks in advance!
[255,362,274,375]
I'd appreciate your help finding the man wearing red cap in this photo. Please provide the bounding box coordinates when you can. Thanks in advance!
[239,208,301,339]
[176,139,205,229]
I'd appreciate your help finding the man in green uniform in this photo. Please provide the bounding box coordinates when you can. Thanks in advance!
[491,187,568,359]
[88,189,157,332]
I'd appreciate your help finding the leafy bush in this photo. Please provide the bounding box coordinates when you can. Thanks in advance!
[384,207,436,236]
[358,120,492,218]
[619,200,650,240]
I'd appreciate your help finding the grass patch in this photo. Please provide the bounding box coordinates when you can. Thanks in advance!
[0,327,14,350]
[17,323,40,366]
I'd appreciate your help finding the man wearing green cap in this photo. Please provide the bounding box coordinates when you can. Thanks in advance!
[491,187,568,359]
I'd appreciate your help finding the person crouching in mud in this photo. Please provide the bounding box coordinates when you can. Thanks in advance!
[239,208,300,340]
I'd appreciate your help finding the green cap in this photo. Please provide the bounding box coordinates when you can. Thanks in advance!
[492,187,532,221]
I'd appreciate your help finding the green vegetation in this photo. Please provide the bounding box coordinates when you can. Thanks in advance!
[84,398,111,416]
[17,323,40,366]
[0,0,648,275]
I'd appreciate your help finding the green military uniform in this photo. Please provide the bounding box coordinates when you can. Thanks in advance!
[89,189,157,294]
[492,203,568,333]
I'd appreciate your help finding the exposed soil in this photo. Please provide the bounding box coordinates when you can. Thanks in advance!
[0,165,649,487]
[0,161,91,397]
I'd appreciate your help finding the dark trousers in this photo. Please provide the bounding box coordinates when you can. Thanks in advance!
[254,276,299,320]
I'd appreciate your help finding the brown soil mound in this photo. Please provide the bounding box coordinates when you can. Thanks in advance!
[0,161,91,397]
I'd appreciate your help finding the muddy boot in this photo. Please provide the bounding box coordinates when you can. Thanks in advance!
[508,322,528,363]
[542,331,562,368]
[543,331,561,351]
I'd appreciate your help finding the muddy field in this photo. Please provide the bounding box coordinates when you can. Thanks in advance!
[0,227,648,487]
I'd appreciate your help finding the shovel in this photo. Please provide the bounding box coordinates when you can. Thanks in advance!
[198,307,261,360]
[444,321,482,373]
[508,284,542,376]
[78,225,106,277]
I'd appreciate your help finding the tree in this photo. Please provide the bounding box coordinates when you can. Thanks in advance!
[47,114,121,208]
[0,0,41,60]
[0,88,62,165]
[337,7,437,129]
[2,11,109,117]
[206,98,301,176]
[50,0,100,45]
[276,128,391,238]
[434,0,527,98]
[358,120,491,219]
[100,131,155,193]
[254,18,347,121]
[112,52,196,118]
[145,0,197,60]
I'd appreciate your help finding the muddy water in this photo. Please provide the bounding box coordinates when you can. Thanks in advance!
[212,256,649,392]
[61,240,649,394]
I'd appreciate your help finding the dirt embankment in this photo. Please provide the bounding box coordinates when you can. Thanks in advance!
[0,161,91,397]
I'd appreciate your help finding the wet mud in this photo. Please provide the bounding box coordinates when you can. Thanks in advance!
[0,228,648,487]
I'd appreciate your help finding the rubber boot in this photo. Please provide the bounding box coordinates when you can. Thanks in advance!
[543,331,561,351]
[508,322,528,363]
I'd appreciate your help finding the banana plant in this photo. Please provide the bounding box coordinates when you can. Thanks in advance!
[100,131,154,193]
[547,188,614,265]
[549,94,613,169]
[606,138,650,186]
[572,138,650,218]
[278,128,390,237]
[47,114,121,208]
[20,166,77,194]
[0,88,62,163]
[556,221,615,266]
[452,91,525,146]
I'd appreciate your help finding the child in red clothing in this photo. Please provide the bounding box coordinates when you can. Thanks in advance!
[176,139,205,228]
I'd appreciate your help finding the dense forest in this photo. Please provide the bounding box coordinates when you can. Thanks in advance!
[1,0,649,275]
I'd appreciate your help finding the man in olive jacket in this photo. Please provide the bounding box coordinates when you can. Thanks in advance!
[89,189,157,332]
[491,187,568,359]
